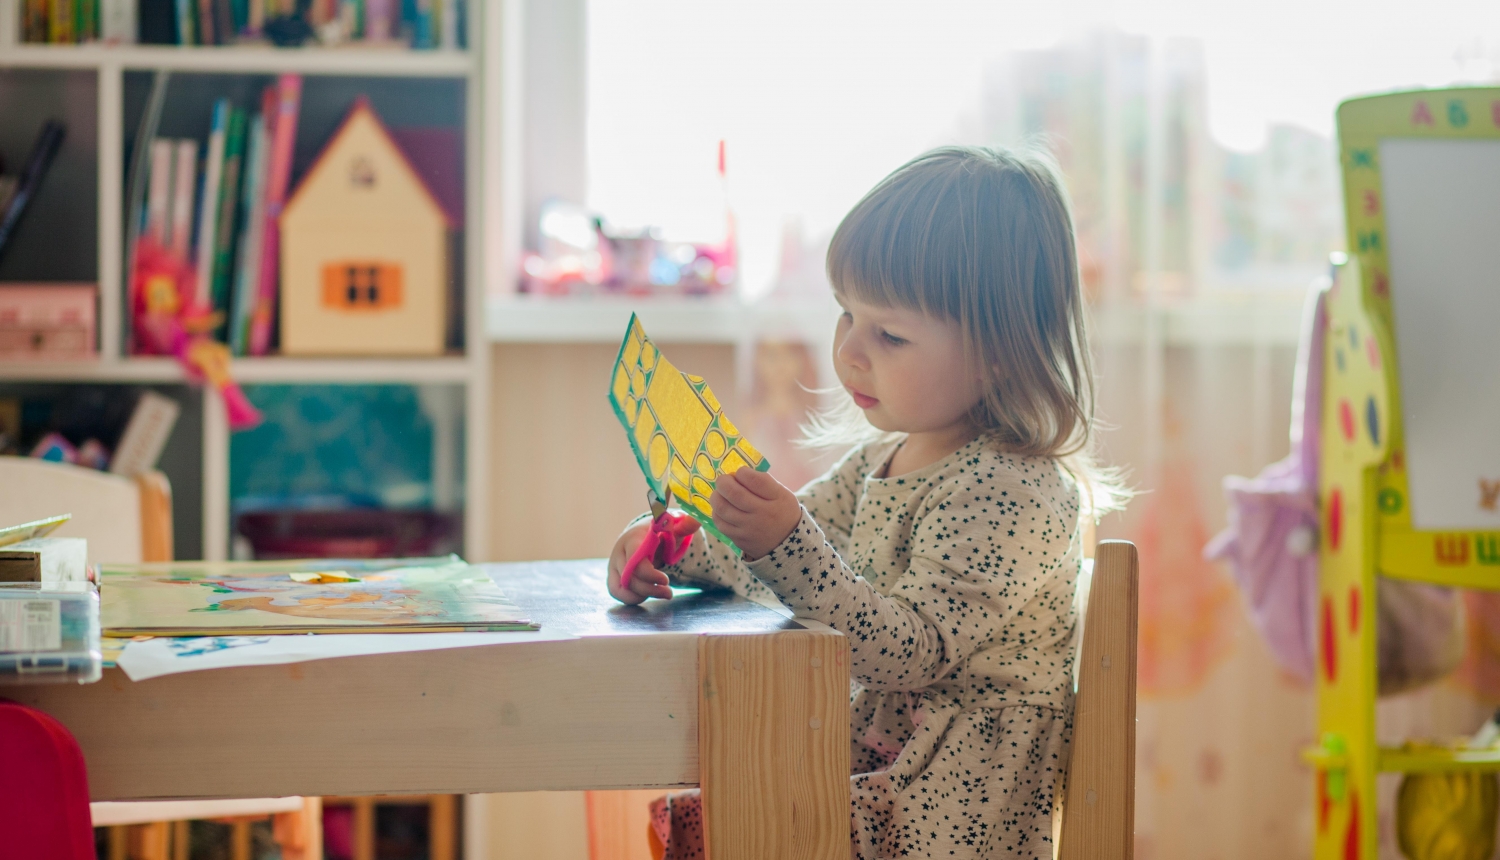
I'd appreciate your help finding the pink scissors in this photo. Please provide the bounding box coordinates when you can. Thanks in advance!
[619,487,701,591]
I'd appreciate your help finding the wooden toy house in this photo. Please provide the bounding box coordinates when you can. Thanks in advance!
[279,97,454,356]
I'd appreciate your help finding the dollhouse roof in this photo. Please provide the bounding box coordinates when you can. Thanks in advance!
[283,96,458,229]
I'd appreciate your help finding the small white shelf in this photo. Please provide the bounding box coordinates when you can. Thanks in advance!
[486,295,840,344]
[0,356,475,384]
[485,292,1307,347]
[0,44,474,77]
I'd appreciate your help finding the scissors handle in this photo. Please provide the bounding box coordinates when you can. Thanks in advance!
[618,510,698,592]
[619,528,663,591]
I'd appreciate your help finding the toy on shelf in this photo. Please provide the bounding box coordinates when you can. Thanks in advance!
[1303,86,1500,860]
[521,141,738,297]
[278,98,455,357]
[130,237,261,430]
[0,285,96,359]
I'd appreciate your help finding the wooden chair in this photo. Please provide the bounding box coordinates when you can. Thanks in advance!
[1058,539,1140,860]
[0,456,320,860]
[0,456,172,564]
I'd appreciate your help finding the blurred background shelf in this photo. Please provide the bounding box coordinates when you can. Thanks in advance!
[0,7,497,565]
[487,295,839,344]
[0,43,474,76]
[0,356,476,383]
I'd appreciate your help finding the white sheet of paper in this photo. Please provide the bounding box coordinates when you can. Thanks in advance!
[1380,138,1500,530]
[115,629,578,682]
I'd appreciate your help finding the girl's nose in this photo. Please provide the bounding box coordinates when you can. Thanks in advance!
[836,329,871,371]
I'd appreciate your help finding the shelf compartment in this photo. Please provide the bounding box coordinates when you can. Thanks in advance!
[0,357,474,384]
[0,45,473,77]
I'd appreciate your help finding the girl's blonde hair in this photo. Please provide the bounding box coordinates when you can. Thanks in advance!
[808,144,1124,514]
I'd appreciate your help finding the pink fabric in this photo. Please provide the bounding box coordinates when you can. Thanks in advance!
[1205,283,1463,693]
[1204,288,1326,681]
[649,790,705,860]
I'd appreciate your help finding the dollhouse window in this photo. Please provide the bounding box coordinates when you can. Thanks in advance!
[321,262,404,311]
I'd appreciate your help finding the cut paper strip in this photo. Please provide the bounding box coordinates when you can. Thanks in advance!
[608,314,770,551]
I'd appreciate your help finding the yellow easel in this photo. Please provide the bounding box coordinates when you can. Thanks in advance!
[1308,86,1500,860]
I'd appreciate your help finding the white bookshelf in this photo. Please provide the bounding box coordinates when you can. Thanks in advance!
[0,14,496,564]
[0,42,474,75]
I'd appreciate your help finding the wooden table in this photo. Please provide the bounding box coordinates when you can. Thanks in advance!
[12,561,852,860]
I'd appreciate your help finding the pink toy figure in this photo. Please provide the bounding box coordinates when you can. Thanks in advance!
[130,237,262,431]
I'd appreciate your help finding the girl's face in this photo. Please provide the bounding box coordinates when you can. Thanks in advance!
[833,293,984,437]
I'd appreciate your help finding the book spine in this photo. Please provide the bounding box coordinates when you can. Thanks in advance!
[214,0,233,42]
[146,139,175,245]
[170,139,197,262]
[249,74,300,357]
[438,0,455,50]
[174,0,194,44]
[196,0,216,43]
[365,0,389,40]
[230,111,268,355]
[0,122,66,262]
[211,108,247,339]
[194,100,229,311]
[100,0,136,43]
[246,0,262,35]
[49,0,74,42]
[412,0,433,49]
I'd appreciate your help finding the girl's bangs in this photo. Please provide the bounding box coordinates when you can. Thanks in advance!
[826,168,962,316]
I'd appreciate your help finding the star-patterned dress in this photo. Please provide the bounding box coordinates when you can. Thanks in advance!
[648,434,1082,860]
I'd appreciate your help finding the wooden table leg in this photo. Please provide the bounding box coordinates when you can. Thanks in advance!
[698,630,850,860]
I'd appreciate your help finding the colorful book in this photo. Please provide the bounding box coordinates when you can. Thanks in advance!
[0,122,65,266]
[194,100,230,311]
[230,108,269,355]
[146,139,175,246]
[174,0,195,44]
[170,139,197,262]
[211,108,247,339]
[98,558,536,636]
[100,0,136,43]
[248,74,302,357]
[412,0,434,48]
[49,0,75,42]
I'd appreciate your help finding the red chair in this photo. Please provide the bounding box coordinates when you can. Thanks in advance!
[0,700,95,860]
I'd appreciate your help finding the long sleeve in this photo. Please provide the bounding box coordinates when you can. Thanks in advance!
[744,465,1079,693]
[654,444,879,605]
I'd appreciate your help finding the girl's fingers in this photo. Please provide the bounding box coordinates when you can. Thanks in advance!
[711,478,758,514]
[629,563,673,600]
[711,483,756,516]
[734,467,784,501]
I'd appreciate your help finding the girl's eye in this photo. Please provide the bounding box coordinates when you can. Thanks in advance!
[880,330,906,346]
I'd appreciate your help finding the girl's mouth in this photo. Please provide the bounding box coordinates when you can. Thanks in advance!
[847,387,879,409]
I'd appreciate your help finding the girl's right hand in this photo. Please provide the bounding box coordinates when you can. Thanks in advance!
[607,522,675,604]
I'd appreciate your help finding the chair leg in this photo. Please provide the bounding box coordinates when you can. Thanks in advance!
[171,820,190,860]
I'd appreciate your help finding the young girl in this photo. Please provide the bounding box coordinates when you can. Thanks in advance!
[608,145,1114,859]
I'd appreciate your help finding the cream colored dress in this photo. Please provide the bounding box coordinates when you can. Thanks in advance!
[663,435,1082,859]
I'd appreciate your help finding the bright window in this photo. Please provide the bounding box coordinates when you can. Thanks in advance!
[587,0,1500,301]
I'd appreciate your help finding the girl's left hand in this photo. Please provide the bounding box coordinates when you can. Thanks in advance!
[711,468,802,560]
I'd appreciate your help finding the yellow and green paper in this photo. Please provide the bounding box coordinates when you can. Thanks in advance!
[608,314,769,552]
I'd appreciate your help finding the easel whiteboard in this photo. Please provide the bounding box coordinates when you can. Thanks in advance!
[1381,138,1500,529]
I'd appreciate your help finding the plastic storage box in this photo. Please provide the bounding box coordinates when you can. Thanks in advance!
[0,581,101,684]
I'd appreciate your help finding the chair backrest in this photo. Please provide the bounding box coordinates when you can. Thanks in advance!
[1059,539,1139,860]
[0,457,173,563]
